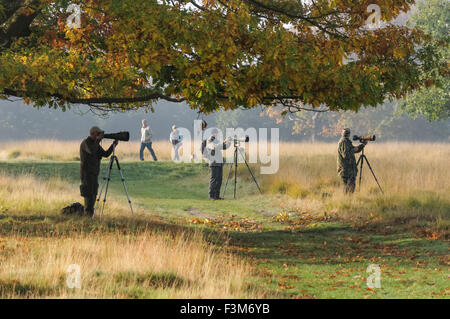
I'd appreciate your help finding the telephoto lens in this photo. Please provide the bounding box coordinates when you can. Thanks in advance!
[103,131,130,141]
[353,135,376,142]
[235,135,250,142]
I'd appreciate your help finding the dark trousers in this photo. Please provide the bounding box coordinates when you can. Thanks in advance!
[342,176,356,194]
[209,165,223,199]
[140,142,157,161]
[84,195,97,216]
[80,174,99,216]
[171,140,181,161]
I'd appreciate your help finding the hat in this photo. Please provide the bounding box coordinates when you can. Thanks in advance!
[201,120,208,131]
[90,126,104,136]
[211,128,219,135]
[342,128,350,137]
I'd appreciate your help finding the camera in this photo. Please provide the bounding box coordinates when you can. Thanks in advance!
[232,135,249,146]
[201,120,208,131]
[103,131,130,141]
[353,135,376,143]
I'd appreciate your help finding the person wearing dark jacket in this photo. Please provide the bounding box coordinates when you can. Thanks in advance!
[80,126,118,216]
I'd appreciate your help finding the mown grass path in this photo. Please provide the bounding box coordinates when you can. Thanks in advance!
[0,161,448,298]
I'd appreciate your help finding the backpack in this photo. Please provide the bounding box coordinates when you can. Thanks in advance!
[201,139,207,155]
[61,202,85,216]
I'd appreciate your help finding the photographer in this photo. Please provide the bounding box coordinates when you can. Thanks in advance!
[80,126,118,216]
[140,119,158,161]
[337,128,366,194]
[202,128,232,200]
[169,125,182,161]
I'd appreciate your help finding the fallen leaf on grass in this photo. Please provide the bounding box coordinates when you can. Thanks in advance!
[277,281,295,290]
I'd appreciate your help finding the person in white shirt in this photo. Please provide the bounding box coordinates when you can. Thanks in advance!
[140,119,158,161]
[202,128,232,200]
[169,125,182,161]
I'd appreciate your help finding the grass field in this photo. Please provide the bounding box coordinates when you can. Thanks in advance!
[0,141,448,298]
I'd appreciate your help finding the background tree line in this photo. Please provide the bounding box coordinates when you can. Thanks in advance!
[1,98,448,142]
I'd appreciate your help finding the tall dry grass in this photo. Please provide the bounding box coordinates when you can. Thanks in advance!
[0,140,174,161]
[261,142,450,233]
[268,142,450,195]
[1,140,448,196]
[0,232,252,298]
[0,141,448,297]
[1,140,448,226]
[0,174,256,298]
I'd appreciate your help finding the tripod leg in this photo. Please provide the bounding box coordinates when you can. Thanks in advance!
[93,156,114,218]
[94,175,107,218]
[222,162,234,199]
[358,155,364,191]
[356,155,362,168]
[234,147,238,199]
[100,156,115,217]
[237,147,262,194]
[363,157,384,194]
[114,157,134,216]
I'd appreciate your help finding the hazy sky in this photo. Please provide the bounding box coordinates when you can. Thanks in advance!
[1,98,448,142]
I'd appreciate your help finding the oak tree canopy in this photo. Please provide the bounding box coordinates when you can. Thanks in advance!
[0,0,444,113]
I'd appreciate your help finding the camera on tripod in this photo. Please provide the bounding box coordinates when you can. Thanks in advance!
[352,133,384,194]
[93,131,132,218]
[223,135,261,199]
[232,135,250,146]
[353,135,376,143]
[103,131,130,141]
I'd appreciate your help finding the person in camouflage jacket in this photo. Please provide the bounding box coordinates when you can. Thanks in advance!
[337,128,366,193]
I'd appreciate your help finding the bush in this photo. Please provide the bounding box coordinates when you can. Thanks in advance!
[8,150,21,159]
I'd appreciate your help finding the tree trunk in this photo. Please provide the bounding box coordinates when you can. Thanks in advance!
[311,112,319,143]
[0,0,40,49]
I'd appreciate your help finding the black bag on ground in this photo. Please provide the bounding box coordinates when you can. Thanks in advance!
[61,202,85,216]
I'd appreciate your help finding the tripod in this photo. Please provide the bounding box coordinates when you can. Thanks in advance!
[356,148,384,194]
[93,145,134,218]
[222,142,262,199]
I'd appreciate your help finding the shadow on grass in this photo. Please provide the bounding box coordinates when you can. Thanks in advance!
[0,280,55,297]
[0,213,198,239]
[0,271,190,298]
[0,161,207,183]
[213,223,449,267]
[113,271,187,289]
[2,210,446,269]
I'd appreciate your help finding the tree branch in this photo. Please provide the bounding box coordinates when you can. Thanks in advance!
[241,0,348,38]
[65,94,186,104]
[0,0,41,48]
[2,88,186,107]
